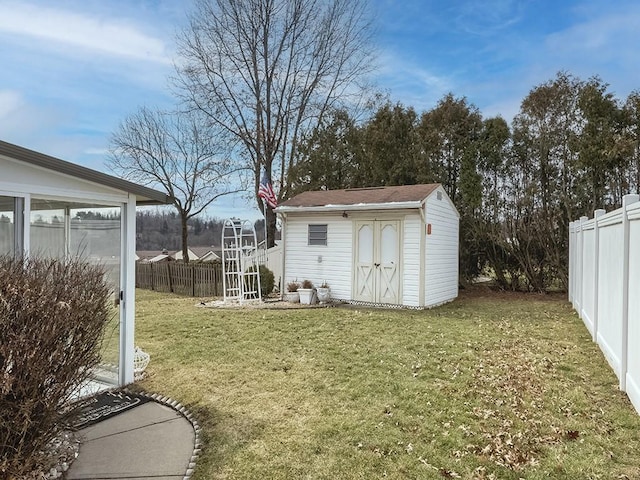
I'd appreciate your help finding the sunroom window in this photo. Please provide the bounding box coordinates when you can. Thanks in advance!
[0,196,23,257]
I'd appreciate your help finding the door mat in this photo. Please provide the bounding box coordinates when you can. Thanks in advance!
[67,390,150,430]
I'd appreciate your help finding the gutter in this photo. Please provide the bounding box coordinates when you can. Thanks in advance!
[275,201,423,214]
[0,141,171,205]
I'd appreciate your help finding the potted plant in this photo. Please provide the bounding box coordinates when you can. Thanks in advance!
[298,279,315,304]
[283,281,300,303]
[316,281,331,304]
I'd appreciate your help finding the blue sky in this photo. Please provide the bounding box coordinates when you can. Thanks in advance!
[1,0,639,220]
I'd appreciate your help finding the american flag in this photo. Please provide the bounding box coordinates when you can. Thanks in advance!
[258,169,278,209]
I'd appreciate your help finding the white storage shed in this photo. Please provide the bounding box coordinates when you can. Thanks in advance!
[276,184,459,308]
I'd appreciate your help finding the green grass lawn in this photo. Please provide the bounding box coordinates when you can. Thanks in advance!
[134,288,640,479]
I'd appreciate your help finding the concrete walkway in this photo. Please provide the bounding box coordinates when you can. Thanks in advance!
[66,401,196,480]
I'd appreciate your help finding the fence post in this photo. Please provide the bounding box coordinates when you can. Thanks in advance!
[576,216,588,314]
[151,262,155,291]
[621,194,639,391]
[167,262,173,293]
[591,209,605,342]
[215,263,221,296]
[192,265,196,297]
[569,220,576,303]
[570,220,582,312]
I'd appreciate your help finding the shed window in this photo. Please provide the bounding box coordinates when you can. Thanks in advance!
[308,224,327,246]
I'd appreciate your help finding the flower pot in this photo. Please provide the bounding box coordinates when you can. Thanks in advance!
[283,291,300,303]
[316,287,331,303]
[298,288,315,305]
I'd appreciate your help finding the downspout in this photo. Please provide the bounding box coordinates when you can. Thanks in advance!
[418,200,427,224]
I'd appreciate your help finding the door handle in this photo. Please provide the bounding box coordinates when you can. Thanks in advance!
[374,263,380,267]
[114,290,123,306]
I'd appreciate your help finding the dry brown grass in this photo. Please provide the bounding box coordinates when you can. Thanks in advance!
[134,287,640,479]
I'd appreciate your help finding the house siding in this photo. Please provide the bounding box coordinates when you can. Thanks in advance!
[402,213,422,307]
[0,155,130,201]
[424,187,459,307]
[283,214,353,299]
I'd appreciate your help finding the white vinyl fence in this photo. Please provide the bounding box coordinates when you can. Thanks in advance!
[569,194,640,413]
[256,244,283,291]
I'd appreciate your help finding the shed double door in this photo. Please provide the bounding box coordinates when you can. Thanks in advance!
[353,219,401,304]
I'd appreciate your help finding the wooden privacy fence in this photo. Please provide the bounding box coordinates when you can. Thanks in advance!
[136,262,223,297]
[569,193,640,414]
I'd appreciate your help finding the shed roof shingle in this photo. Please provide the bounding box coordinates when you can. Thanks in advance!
[279,184,440,208]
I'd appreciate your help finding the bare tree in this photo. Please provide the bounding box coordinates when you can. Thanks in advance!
[108,106,244,262]
[175,0,375,246]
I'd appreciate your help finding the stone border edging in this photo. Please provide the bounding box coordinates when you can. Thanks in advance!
[124,389,202,480]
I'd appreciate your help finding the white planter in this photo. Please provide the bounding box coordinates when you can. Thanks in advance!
[283,291,300,303]
[298,288,315,305]
[316,287,331,303]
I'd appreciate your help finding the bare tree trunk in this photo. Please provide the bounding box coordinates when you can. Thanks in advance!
[176,0,375,243]
[181,213,189,264]
[266,208,277,248]
[108,107,244,259]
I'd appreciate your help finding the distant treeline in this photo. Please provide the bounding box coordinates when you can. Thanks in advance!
[136,210,265,251]
[37,208,267,252]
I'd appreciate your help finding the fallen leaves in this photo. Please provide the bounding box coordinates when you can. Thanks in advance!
[439,467,461,478]
[462,334,568,471]
[564,430,580,441]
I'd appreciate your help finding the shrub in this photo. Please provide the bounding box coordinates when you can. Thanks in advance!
[286,281,299,292]
[257,265,275,297]
[245,265,275,298]
[0,256,112,477]
[301,279,314,289]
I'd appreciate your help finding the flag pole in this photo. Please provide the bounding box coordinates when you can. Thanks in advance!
[263,199,268,253]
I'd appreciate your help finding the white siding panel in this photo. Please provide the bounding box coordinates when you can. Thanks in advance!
[580,228,595,335]
[424,187,459,307]
[0,156,129,201]
[284,214,353,300]
[627,217,640,412]
[402,214,421,307]
[597,221,623,377]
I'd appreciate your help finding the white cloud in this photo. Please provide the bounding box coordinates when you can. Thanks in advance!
[454,0,524,35]
[0,91,68,152]
[0,90,22,119]
[0,1,171,64]
[521,4,640,102]
[376,51,453,110]
[84,147,110,156]
[545,10,640,62]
